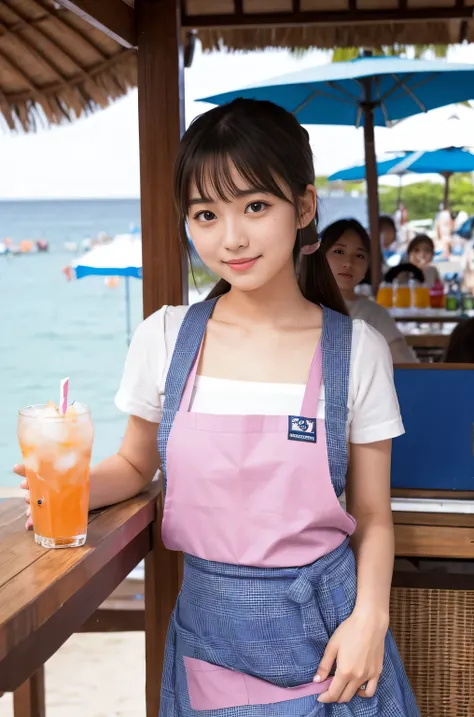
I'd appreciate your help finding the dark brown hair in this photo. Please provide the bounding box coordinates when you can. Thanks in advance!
[444,318,474,363]
[174,98,347,315]
[320,219,371,255]
[379,215,396,232]
[407,234,435,258]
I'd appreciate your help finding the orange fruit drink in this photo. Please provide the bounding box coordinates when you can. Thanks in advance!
[18,402,93,549]
[394,285,412,309]
[376,284,393,309]
[413,285,430,310]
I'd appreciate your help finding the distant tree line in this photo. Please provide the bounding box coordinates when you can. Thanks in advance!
[318,173,474,221]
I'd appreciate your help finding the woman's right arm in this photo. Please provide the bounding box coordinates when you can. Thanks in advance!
[88,414,160,510]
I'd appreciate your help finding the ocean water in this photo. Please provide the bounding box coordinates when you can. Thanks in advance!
[1,196,366,488]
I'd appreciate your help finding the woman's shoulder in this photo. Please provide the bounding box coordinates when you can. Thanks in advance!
[351,316,392,352]
[350,298,401,345]
[131,304,190,355]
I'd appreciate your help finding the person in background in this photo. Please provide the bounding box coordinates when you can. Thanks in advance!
[322,219,417,363]
[380,215,399,256]
[461,236,474,295]
[394,201,409,247]
[435,202,453,258]
[444,319,474,363]
[406,235,441,288]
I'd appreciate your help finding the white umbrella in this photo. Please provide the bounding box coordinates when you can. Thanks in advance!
[67,233,142,344]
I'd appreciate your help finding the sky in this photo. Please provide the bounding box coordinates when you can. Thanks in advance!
[1,42,474,199]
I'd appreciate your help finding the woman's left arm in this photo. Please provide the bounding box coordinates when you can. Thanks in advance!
[315,439,394,704]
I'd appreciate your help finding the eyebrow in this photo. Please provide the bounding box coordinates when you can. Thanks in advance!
[188,188,267,206]
[334,242,368,253]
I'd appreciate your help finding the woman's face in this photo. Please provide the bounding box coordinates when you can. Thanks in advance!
[409,243,433,269]
[325,230,369,292]
[187,164,316,293]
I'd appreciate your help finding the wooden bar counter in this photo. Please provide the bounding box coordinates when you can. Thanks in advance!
[0,481,169,717]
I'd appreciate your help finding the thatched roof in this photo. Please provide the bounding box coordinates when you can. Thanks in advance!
[0,0,136,132]
[2,0,472,133]
[197,20,474,53]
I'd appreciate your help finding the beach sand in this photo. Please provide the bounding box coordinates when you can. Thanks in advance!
[0,633,145,717]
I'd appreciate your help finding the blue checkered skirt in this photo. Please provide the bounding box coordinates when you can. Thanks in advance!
[159,538,420,716]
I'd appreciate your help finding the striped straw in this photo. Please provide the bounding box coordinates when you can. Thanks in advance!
[60,377,69,416]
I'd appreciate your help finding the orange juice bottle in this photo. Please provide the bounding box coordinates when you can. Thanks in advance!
[414,284,430,310]
[394,282,411,309]
[377,283,393,309]
[18,402,93,549]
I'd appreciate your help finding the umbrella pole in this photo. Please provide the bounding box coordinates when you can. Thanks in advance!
[443,172,452,207]
[125,275,132,346]
[362,91,381,293]
[397,175,403,204]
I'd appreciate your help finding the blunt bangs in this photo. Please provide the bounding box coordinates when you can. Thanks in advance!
[176,123,296,218]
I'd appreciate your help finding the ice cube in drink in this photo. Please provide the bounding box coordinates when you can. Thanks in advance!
[18,402,93,549]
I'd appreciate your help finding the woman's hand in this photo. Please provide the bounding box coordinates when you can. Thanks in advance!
[314,609,387,704]
[13,464,33,531]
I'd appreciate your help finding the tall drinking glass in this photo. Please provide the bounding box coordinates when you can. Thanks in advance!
[18,403,93,549]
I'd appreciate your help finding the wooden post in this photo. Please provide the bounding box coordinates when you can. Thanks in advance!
[361,75,381,293]
[136,0,187,319]
[13,669,45,717]
[136,5,184,714]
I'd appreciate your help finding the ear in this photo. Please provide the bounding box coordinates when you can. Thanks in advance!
[297,185,317,229]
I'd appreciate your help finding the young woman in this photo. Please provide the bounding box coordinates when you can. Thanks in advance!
[406,234,440,289]
[322,220,416,364]
[17,99,419,716]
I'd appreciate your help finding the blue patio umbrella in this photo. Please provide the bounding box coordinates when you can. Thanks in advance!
[200,54,474,287]
[329,146,474,204]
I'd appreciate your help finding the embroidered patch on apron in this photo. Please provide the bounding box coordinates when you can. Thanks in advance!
[288,416,317,443]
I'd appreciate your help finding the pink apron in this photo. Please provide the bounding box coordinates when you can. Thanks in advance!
[162,339,356,569]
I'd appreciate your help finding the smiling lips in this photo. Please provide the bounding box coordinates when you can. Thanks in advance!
[226,257,260,272]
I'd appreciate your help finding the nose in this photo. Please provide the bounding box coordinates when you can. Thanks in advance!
[222,216,249,252]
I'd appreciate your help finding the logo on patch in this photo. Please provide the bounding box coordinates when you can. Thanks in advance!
[288,415,317,443]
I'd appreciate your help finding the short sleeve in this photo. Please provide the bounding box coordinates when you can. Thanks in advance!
[349,321,405,444]
[114,309,166,423]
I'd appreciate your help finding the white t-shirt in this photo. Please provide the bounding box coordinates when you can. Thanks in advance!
[115,305,404,445]
[346,297,417,364]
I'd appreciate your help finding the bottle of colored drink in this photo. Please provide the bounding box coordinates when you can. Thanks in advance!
[394,281,411,309]
[429,279,445,310]
[18,400,93,549]
[376,283,393,309]
[413,283,430,310]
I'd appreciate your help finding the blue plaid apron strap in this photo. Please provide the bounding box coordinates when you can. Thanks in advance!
[321,306,353,497]
[157,298,218,491]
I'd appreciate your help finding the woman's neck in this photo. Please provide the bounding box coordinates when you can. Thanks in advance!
[218,262,317,329]
[340,288,357,302]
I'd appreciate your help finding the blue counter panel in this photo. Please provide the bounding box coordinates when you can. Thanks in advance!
[392,368,474,491]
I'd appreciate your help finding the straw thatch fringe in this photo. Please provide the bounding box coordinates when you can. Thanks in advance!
[0,0,137,133]
[197,20,473,53]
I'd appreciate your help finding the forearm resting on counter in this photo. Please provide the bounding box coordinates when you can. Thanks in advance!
[89,453,154,511]
[89,415,160,511]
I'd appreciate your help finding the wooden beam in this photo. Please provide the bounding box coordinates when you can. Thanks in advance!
[137,0,187,318]
[56,0,136,48]
[182,7,474,28]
